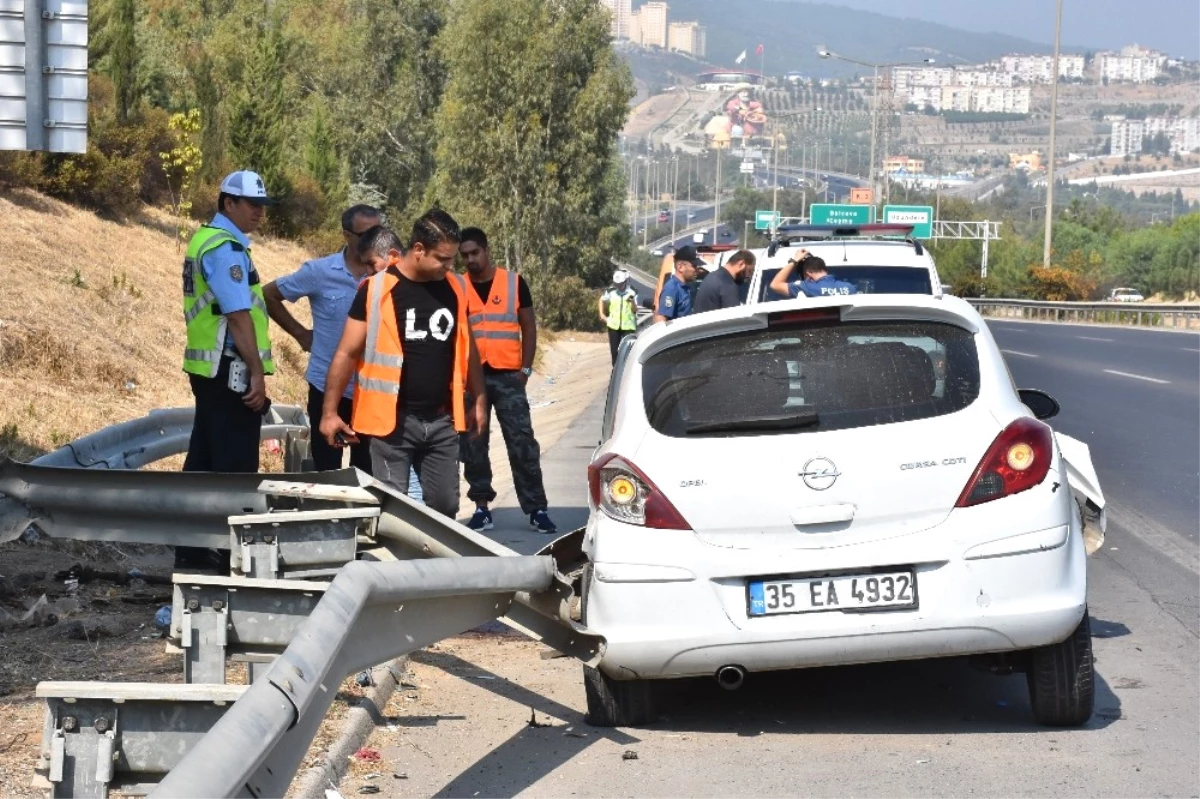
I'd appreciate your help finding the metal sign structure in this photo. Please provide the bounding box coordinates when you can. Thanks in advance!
[754,209,779,230]
[0,0,88,153]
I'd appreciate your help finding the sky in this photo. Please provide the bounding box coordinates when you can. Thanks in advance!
[805,0,1200,59]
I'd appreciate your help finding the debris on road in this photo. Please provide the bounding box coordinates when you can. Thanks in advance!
[353,748,381,763]
[622,750,639,761]
[528,708,551,728]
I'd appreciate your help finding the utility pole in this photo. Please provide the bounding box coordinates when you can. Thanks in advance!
[1042,0,1063,269]
[671,156,679,242]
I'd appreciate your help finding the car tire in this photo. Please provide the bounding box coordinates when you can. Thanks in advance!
[1026,609,1095,726]
[583,664,657,727]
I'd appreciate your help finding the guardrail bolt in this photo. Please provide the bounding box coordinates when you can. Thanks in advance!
[62,716,78,732]
[94,717,110,734]
[211,599,225,611]
[186,598,199,612]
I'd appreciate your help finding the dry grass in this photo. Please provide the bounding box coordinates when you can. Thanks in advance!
[0,189,317,461]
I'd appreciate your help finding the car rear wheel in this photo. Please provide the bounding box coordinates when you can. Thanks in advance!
[1026,609,1095,726]
[583,665,656,727]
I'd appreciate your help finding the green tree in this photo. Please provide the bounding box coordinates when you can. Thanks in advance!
[93,0,139,123]
[430,0,633,313]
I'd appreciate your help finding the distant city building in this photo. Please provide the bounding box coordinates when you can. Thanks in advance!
[598,0,632,40]
[695,69,763,91]
[999,54,1086,83]
[667,20,706,57]
[1009,151,1043,171]
[1111,117,1200,156]
[1098,45,1167,83]
[883,155,925,174]
[630,1,668,48]
[893,65,1029,113]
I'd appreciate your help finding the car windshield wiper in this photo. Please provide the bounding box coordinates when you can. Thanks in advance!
[684,411,820,435]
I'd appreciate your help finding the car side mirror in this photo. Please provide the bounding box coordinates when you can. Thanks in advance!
[640,296,655,310]
[1018,389,1060,421]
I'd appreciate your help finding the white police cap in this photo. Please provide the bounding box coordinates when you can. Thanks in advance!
[219,170,277,205]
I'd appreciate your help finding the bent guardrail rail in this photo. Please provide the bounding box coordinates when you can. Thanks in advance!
[967,298,1200,330]
[29,404,310,470]
[35,557,556,798]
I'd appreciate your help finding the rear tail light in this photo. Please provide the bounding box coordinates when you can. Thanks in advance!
[767,308,841,328]
[956,417,1054,507]
[587,454,692,530]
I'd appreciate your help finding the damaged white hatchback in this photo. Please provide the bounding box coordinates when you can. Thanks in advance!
[581,293,1105,727]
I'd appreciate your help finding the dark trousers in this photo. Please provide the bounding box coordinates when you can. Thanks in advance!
[370,412,460,518]
[179,357,261,570]
[306,383,372,473]
[461,371,548,515]
[608,328,634,364]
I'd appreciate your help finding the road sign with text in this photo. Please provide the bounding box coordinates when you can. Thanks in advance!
[882,205,934,239]
[849,187,874,204]
[809,204,874,226]
[755,209,780,230]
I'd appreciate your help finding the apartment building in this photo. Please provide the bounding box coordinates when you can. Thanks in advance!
[895,65,1027,113]
[630,1,668,48]
[883,155,925,174]
[1098,46,1166,83]
[667,20,706,57]
[999,54,1086,83]
[598,0,633,40]
[1111,117,1200,156]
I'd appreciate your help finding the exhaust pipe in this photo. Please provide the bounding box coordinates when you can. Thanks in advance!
[715,665,746,691]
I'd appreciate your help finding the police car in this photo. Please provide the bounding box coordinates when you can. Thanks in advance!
[580,288,1106,728]
[734,223,945,304]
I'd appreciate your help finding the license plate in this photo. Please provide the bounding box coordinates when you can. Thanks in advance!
[748,570,917,616]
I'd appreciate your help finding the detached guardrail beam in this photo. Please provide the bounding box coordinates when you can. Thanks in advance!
[149,556,556,799]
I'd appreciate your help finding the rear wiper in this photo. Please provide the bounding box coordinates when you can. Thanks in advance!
[685,411,820,435]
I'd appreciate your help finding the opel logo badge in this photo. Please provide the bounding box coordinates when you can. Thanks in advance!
[800,457,840,490]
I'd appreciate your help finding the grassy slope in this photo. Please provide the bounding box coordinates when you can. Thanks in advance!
[0,190,317,461]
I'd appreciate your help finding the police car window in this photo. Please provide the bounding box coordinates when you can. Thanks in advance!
[758,266,933,302]
[642,320,979,438]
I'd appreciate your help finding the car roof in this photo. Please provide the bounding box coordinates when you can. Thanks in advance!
[750,239,934,268]
[635,293,984,359]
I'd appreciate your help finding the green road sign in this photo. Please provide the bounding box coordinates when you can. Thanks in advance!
[882,204,934,239]
[809,204,874,226]
[754,209,780,230]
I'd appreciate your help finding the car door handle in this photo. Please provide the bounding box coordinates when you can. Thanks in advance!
[790,504,856,525]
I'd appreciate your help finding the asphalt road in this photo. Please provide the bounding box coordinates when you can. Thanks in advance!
[378,319,1198,797]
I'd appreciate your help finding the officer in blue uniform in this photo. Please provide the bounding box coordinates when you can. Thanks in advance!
[769,250,858,298]
[653,245,705,323]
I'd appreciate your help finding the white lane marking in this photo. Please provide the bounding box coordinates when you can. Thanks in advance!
[1103,369,1170,384]
[1001,349,1039,358]
[1076,335,1114,342]
[1183,348,1200,353]
[995,327,1028,333]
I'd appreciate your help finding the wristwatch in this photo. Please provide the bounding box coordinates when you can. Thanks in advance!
[521,367,532,377]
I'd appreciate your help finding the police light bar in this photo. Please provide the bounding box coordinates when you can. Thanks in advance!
[774,223,916,238]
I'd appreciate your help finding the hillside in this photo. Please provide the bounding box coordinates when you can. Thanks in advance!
[0,191,318,462]
[659,0,1069,74]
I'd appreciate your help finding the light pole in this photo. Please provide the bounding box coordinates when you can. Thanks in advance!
[1043,0,1064,269]
[818,49,935,209]
[744,219,752,248]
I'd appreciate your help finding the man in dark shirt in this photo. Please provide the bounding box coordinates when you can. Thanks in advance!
[693,249,756,314]
[320,213,487,518]
[458,227,558,534]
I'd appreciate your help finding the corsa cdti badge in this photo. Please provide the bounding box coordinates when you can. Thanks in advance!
[800,457,840,490]
[229,265,244,282]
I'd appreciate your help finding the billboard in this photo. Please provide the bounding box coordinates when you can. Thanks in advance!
[704,89,769,146]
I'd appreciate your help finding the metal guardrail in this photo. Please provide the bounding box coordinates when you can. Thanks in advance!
[967,298,1200,330]
[30,405,309,470]
[29,554,580,798]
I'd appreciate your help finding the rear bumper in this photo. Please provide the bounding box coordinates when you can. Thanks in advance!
[585,495,1087,680]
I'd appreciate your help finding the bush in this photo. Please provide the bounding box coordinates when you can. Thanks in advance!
[529,274,603,332]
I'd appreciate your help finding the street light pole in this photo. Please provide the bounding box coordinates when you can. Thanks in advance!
[868,64,879,204]
[1042,0,1064,269]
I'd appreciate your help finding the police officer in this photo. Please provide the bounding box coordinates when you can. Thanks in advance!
[769,249,858,298]
[457,227,558,535]
[653,245,704,323]
[181,170,276,473]
[263,204,382,473]
[178,170,276,570]
[598,270,638,363]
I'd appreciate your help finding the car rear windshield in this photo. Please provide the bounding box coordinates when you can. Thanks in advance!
[642,320,980,438]
[757,265,932,302]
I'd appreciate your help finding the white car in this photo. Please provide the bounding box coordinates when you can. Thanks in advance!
[581,293,1105,728]
[1108,287,1144,302]
[736,231,945,302]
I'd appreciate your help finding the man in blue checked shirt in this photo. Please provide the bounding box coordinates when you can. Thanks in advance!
[265,204,382,473]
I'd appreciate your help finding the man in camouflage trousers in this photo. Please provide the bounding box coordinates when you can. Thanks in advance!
[458,227,557,534]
